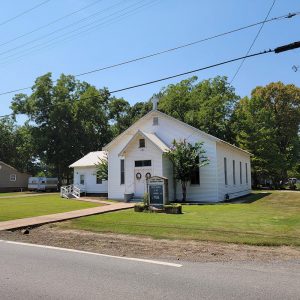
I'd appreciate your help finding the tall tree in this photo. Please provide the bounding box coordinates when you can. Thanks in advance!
[11,73,113,185]
[158,76,239,141]
[231,82,300,186]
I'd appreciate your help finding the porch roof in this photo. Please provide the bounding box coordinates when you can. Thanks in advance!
[118,130,170,156]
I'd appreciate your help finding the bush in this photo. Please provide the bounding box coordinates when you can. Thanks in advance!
[134,203,148,212]
[163,204,182,214]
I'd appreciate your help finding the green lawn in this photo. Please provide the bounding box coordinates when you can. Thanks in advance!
[0,195,100,222]
[62,191,300,246]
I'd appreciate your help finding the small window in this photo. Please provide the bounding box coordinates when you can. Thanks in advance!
[224,158,228,185]
[233,160,236,185]
[10,174,16,181]
[139,139,145,148]
[245,163,248,184]
[153,117,158,126]
[240,162,242,184]
[80,175,85,185]
[135,160,151,167]
[120,159,125,184]
[96,175,102,184]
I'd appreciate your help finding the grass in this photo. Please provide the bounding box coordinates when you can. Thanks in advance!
[61,191,300,246]
[0,195,100,222]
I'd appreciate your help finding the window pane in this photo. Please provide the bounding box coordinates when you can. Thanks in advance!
[135,160,151,167]
[144,160,151,166]
[80,175,84,185]
[240,162,242,184]
[233,160,236,185]
[246,163,248,184]
[120,159,125,184]
[224,157,228,185]
[139,139,145,148]
[135,161,142,167]
[96,176,102,184]
[153,117,158,125]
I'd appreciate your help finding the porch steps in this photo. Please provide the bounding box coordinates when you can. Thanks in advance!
[128,197,143,203]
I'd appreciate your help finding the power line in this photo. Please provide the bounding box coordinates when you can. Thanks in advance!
[0,11,298,96]
[0,0,137,58]
[0,0,158,65]
[0,0,103,48]
[0,0,51,27]
[230,0,276,84]
[1,40,299,119]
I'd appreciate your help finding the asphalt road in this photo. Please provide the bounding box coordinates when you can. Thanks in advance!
[0,240,299,300]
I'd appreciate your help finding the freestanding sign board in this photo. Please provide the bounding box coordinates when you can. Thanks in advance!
[147,176,168,206]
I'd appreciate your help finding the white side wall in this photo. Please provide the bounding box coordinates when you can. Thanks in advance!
[107,135,131,199]
[216,142,251,201]
[162,156,174,201]
[73,166,107,194]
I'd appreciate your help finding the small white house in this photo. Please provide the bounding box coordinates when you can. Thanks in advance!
[102,101,251,202]
[69,151,108,195]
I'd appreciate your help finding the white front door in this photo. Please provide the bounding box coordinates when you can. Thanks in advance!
[134,167,152,197]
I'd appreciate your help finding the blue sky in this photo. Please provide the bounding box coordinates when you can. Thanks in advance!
[0,0,299,122]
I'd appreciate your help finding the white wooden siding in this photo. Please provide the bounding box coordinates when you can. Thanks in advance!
[106,111,251,202]
[73,167,107,193]
[216,142,251,201]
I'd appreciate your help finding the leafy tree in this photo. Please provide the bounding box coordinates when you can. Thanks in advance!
[231,82,300,187]
[158,76,239,141]
[95,152,108,181]
[165,140,209,202]
[108,98,152,136]
[0,117,37,174]
[11,73,113,185]
[0,117,16,165]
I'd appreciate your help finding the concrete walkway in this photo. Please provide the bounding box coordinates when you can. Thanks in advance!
[0,193,56,199]
[0,203,134,231]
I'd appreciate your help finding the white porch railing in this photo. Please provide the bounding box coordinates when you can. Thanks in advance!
[60,184,81,199]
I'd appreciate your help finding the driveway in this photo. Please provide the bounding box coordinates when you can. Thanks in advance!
[0,240,299,299]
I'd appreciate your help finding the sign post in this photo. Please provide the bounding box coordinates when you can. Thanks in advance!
[147,176,169,206]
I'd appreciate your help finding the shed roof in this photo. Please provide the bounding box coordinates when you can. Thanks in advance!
[69,151,106,168]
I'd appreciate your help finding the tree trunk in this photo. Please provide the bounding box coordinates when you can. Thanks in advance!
[181,181,187,202]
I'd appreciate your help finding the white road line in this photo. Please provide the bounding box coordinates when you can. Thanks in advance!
[0,239,182,268]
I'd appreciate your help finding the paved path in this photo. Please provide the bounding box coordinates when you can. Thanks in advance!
[0,193,56,199]
[0,202,134,231]
[77,197,116,205]
[0,240,299,299]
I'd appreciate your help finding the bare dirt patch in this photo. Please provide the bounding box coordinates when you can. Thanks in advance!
[0,224,299,263]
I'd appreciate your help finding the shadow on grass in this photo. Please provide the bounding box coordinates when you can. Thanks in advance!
[226,192,271,204]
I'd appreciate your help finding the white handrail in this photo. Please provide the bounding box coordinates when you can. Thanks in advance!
[60,184,81,199]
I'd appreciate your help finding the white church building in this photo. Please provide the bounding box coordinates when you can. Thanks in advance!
[70,100,251,202]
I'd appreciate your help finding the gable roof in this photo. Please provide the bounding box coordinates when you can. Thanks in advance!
[0,161,31,175]
[0,161,18,171]
[118,130,170,156]
[103,110,251,156]
[69,151,106,168]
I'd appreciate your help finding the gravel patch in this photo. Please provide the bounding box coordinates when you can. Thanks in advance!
[0,224,299,263]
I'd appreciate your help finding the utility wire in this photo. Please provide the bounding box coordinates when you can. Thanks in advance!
[0,0,51,27]
[0,0,103,48]
[0,0,157,65]
[230,0,276,84]
[0,0,138,58]
[0,11,298,96]
[1,40,299,119]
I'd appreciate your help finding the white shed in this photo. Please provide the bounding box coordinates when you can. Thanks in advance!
[69,151,108,195]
